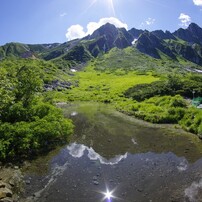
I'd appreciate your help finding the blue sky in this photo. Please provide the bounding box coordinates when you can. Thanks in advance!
[0,0,202,45]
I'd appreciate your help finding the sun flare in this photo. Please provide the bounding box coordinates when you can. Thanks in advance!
[88,0,116,16]
[107,0,116,16]
[100,188,117,201]
[104,189,113,200]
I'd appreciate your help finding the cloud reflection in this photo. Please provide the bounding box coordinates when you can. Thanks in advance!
[177,159,188,172]
[67,143,86,158]
[185,178,202,202]
[67,143,127,165]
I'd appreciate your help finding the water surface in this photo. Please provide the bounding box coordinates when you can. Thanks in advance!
[22,102,202,202]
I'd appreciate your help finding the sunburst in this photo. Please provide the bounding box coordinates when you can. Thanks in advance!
[106,0,116,16]
[88,0,116,16]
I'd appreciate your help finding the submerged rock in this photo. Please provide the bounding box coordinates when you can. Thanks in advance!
[0,187,12,199]
[0,197,13,202]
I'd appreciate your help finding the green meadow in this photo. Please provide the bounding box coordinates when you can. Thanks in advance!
[66,64,158,102]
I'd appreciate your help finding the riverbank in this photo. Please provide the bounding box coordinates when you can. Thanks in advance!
[0,166,23,202]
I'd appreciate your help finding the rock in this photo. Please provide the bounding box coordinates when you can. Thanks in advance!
[93,181,99,185]
[33,192,41,198]
[0,183,11,190]
[93,176,97,180]
[0,188,13,199]
[137,188,143,192]
[0,197,13,202]
[25,180,31,185]
[8,180,14,188]
[13,166,19,170]
[0,184,6,189]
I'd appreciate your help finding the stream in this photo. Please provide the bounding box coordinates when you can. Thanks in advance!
[21,102,202,202]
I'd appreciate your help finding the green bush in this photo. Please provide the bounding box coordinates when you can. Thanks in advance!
[131,95,187,124]
[180,107,202,136]
[198,123,202,138]
[0,105,74,161]
[0,62,74,162]
[125,73,202,101]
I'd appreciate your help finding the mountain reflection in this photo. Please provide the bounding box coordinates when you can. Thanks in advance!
[67,143,127,165]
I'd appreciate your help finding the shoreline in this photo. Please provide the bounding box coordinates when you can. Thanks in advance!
[0,166,23,202]
[1,101,202,201]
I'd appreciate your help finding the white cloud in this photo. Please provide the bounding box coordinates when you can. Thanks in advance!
[145,18,155,25]
[65,17,128,41]
[140,18,155,28]
[193,0,202,6]
[65,24,86,41]
[178,13,191,28]
[60,12,67,17]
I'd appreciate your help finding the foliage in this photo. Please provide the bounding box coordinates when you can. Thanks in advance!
[125,73,202,101]
[63,64,158,102]
[0,102,73,161]
[0,60,74,162]
[128,95,187,124]
[180,107,202,137]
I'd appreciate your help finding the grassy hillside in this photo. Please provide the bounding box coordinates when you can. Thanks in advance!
[65,64,158,102]
[1,44,202,162]
[44,47,202,138]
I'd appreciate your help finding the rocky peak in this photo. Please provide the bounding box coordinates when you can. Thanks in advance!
[87,23,134,52]
[188,23,202,33]
[152,30,176,40]
[173,23,202,45]
[188,23,202,44]
[89,23,119,40]
[128,28,144,39]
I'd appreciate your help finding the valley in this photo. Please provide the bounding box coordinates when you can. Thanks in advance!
[0,22,202,202]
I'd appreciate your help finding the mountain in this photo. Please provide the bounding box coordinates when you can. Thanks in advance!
[0,22,202,67]
[135,31,176,59]
[151,30,176,40]
[173,23,202,45]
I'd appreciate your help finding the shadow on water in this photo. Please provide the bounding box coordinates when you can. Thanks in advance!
[21,102,202,202]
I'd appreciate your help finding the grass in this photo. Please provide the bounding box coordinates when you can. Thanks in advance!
[64,64,158,102]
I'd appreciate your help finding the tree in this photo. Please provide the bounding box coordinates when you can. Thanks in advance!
[15,65,43,107]
[0,69,15,119]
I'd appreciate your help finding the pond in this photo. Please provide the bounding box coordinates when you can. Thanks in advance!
[21,102,202,202]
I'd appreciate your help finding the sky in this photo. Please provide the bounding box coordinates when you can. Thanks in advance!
[0,0,202,45]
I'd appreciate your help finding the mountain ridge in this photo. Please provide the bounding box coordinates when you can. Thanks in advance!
[1,22,202,67]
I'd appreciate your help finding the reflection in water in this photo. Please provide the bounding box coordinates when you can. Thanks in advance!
[23,142,202,202]
[177,159,188,172]
[67,143,86,158]
[22,103,202,202]
[185,178,202,202]
[101,188,116,201]
[131,138,138,145]
[67,143,128,165]
[71,111,78,116]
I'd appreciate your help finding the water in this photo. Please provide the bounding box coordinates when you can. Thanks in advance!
[21,102,202,202]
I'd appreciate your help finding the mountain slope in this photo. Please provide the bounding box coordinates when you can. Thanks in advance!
[0,22,202,67]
